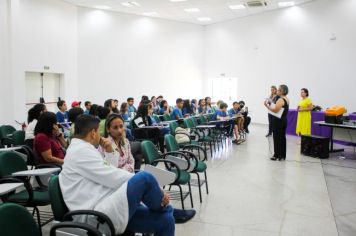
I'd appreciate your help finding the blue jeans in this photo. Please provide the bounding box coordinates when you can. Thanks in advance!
[126,172,175,236]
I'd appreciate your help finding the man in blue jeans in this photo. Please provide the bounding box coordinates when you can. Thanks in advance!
[59,115,195,235]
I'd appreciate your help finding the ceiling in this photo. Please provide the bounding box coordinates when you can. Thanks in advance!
[62,0,314,25]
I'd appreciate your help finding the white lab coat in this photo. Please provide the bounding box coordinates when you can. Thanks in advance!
[59,138,134,234]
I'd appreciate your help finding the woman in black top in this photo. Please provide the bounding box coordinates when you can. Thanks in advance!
[264,84,289,161]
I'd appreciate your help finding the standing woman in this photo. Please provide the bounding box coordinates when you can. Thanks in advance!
[264,85,289,161]
[296,88,313,136]
[266,86,278,137]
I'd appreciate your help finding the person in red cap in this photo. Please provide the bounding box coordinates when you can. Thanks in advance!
[72,101,81,108]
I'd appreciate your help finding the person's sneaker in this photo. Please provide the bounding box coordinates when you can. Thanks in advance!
[173,209,196,224]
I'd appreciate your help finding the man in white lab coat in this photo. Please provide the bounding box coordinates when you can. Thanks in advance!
[59,115,192,235]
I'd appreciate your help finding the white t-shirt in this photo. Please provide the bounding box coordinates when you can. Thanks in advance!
[25,120,37,140]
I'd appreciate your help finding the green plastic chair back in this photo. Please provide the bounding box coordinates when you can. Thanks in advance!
[169,121,179,136]
[200,115,208,124]
[49,175,69,221]
[191,117,199,127]
[184,118,195,129]
[163,114,171,121]
[0,151,27,178]
[12,130,25,146]
[0,125,16,139]
[152,115,161,124]
[141,140,161,165]
[164,134,180,152]
[0,203,41,236]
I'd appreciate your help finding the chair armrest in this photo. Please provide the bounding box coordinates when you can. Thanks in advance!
[162,151,198,172]
[182,144,208,161]
[151,159,181,182]
[63,210,115,236]
[50,222,102,236]
[0,177,33,204]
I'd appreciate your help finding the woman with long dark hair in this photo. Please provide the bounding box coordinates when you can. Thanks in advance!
[34,112,67,164]
[25,103,47,142]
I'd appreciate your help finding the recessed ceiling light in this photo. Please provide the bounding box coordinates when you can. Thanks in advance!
[170,0,187,2]
[197,17,211,22]
[229,4,246,10]
[143,12,158,16]
[278,1,295,7]
[184,8,200,13]
[121,2,141,7]
[93,5,111,10]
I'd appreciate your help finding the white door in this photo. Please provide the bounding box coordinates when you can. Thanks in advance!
[25,72,62,112]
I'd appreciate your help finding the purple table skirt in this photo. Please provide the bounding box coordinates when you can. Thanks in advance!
[287,109,331,138]
[349,113,356,121]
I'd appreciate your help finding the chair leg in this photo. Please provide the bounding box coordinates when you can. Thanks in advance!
[204,171,209,194]
[188,182,194,208]
[34,206,43,236]
[209,142,213,157]
[177,185,185,210]
[195,173,202,203]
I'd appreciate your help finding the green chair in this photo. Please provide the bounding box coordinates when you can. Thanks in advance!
[152,115,161,124]
[12,130,25,146]
[48,175,134,236]
[163,114,171,121]
[141,140,194,209]
[0,151,54,234]
[0,125,16,146]
[0,203,102,236]
[165,134,209,203]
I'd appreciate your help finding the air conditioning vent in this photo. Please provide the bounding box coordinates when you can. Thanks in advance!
[246,1,267,7]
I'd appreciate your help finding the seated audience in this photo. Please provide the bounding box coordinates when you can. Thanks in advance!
[132,104,164,152]
[170,98,184,120]
[84,101,92,115]
[151,96,160,114]
[89,104,99,117]
[120,102,130,122]
[25,103,47,147]
[139,95,149,107]
[99,114,135,172]
[71,101,81,108]
[238,101,251,133]
[229,102,245,143]
[191,99,198,114]
[98,106,111,136]
[198,99,207,114]
[205,97,213,113]
[159,100,172,115]
[34,112,67,164]
[104,99,115,113]
[212,103,235,139]
[182,99,193,117]
[59,115,195,236]
[68,107,84,139]
[56,100,70,129]
[127,97,137,117]
[113,99,119,113]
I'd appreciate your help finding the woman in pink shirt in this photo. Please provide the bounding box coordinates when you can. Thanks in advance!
[99,113,135,173]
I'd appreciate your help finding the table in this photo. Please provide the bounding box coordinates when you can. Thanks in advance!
[0,183,24,195]
[315,121,356,153]
[0,146,22,152]
[287,109,331,137]
[349,113,356,121]
[196,125,216,129]
[12,168,61,177]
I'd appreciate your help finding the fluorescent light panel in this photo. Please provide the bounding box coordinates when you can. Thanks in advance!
[184,8,200,13]
[121,2,141,7]
[278,1,295,7]
[229,4,246,10]
[93,5,111,10]
[170,0,187,2]
[143,11,158,16]
[197,17,211,22]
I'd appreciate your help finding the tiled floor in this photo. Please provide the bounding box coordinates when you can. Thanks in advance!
[41,124,356,236]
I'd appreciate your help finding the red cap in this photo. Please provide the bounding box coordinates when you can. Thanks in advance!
[71,101,81,108]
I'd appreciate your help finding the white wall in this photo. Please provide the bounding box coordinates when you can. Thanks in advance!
[0,0,13,125]
[77,7,204,106]
[3,0,78,125]
[204,0,356,124]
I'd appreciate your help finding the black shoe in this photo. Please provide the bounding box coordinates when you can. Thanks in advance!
[265,132,272,137]
[270,156,278,161]
[173,209,196,224]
